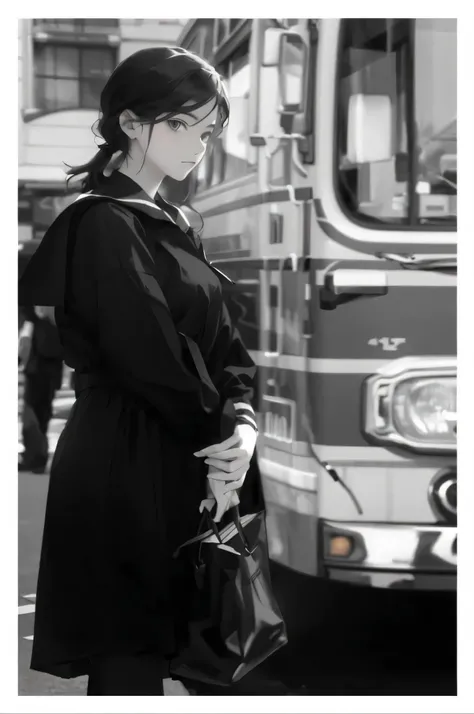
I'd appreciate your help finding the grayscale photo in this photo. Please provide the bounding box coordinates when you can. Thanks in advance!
[18,18,457,697]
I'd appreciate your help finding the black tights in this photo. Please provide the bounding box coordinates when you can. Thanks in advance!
[87,651,169,695]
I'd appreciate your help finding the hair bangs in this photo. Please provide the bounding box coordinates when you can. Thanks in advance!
[151,68,229,133]
[65,46,230,191]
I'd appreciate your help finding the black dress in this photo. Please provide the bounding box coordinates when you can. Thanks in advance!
[19,173,264,679]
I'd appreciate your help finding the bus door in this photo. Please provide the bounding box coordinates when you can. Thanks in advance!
[252,23,321,573]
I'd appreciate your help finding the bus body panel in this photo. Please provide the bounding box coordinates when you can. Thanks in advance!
[175,18,457,589]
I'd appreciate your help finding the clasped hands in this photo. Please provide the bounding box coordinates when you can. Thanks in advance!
[195,423,257,522]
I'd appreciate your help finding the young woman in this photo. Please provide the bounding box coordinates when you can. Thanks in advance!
[19,46,264,696]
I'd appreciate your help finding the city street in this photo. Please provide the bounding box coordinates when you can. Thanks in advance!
[18,380,456,696]
[17,14,458,701]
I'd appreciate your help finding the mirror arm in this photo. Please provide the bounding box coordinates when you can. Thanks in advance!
[291,137,308,178]
[250,133,308,192]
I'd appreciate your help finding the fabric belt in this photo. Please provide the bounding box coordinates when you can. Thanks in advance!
[74,335,218,405]
[74,372,117,397]
[72,337,240,440]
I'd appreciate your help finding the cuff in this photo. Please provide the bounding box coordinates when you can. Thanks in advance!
[233,401,258,433]
[19,321,34,339]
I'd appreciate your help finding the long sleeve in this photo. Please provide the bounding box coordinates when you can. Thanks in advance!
[78,202,220,431]
[210,301,259,433]
[20,306,38,324]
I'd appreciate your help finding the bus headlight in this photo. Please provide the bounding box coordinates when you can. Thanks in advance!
[363,357,456,453]
[393,378,456,442]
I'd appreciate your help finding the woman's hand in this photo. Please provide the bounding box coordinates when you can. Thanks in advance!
[195,424,258,522]
[200,471,240,523]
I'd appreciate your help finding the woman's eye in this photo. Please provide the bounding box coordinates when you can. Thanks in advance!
[168,119,185,132]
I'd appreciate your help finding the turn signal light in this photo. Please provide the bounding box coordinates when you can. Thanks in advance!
[329,535,354,557]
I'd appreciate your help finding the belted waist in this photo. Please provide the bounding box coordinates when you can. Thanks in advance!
[74,372,118,396]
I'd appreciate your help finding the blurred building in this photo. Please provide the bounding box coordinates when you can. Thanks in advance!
[18,18,187,241]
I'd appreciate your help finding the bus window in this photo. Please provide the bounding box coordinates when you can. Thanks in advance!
[213,42,257,185]
[415,19,457,220]
[336,19,457,228]
[192,41,256,194]
[337,20,409,225]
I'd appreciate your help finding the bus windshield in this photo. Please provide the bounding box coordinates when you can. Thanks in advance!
[336,19,457,229]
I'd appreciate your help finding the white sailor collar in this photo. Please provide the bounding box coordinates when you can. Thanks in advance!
[74,190,192,235]
[73,184,234,285]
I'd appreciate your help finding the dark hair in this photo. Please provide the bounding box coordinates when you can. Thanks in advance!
[65,47,229,197]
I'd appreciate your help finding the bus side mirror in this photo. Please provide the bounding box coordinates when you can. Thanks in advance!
[263,28,282,66]
[278,32,307,114]
[346,95,392,164]
[262,28,307,114]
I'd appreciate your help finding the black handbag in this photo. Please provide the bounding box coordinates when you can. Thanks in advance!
[169,505,287,686]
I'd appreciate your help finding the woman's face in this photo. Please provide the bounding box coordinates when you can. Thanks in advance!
[140,99,219,182]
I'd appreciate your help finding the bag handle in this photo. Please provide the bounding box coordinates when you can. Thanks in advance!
[172,509,216,558]
[200,507,256,559]
[228,506,258,556]
[172,505,257,559]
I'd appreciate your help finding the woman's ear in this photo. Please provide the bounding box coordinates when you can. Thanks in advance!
[119,109,141,139]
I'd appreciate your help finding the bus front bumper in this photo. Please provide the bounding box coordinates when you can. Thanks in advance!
[321,520,457,591]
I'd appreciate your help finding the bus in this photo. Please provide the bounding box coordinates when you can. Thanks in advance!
[175,18,457,590]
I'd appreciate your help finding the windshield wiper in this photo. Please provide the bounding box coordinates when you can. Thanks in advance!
[376,252,457,271]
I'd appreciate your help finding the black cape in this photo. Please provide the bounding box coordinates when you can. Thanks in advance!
[19,173,264,679]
